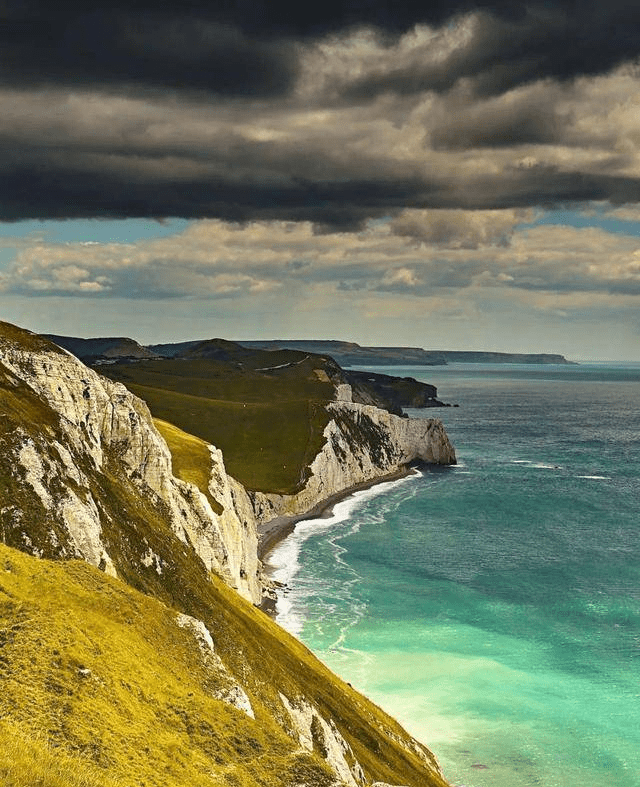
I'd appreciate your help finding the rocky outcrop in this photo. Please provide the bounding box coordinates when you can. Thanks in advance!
[176,613,255,718]
[0,329,262,605]
[279,692,365,787]
[342,369,446,414]
[250,397,456,525]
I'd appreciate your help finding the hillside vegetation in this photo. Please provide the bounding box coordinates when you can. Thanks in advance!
[154,418,224,514]
[0,541,449,787]
[98,356,335,494]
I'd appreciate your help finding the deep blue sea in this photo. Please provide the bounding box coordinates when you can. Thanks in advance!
[266,362,640,787]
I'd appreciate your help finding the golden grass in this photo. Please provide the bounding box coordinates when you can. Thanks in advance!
[0,719,123,787]
[0,544,335,787]
[0,540,450,787]
[154,418,224,514]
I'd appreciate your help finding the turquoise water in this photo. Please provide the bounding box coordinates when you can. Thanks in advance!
[266,363,640,787]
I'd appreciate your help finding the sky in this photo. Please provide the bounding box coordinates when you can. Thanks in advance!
[2,1,640,360]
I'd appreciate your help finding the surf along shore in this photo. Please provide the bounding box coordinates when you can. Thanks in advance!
[257,464,420,562]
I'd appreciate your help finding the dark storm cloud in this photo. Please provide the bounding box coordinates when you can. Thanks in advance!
[3,1,640,98]
[410,159,640,213]
[4,145,640,228]
[334,11,546,101]
[430,90,567,150]
[327,4,640,102]
[0,4,296,97]
[0,154,432,228]
[2,0,640,224]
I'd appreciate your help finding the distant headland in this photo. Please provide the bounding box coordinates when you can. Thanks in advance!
[237,340,576,367]
[44,334,575,367]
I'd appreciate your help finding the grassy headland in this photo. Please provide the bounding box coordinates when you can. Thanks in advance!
[99,355,335,494]
[0,321,452,787]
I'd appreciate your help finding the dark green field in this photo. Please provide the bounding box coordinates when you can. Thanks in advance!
[99,356,335,493]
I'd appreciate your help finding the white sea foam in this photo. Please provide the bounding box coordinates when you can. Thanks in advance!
[511,459,563,469]
[576,474,610,480]
[267,471,420,635]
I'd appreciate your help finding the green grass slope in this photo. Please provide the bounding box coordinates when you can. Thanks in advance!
[99,357,335,494]
[0,543,319,787]
[0,542,450,787]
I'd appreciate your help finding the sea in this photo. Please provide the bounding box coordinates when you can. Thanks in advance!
[265,361,640,787]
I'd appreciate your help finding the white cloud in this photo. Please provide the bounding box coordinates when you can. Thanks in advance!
[390,208,532,248]
[381,267,419,288]
[3,213,640,302]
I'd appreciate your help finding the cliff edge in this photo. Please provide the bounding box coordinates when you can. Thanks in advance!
[252,390,455,527]
[0,321,455,787]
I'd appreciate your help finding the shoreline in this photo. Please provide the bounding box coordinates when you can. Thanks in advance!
[257,464,420,562]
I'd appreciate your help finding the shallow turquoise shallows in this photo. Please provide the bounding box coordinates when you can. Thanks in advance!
[266,362,640,787]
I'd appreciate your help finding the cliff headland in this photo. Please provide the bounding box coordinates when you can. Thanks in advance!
[0,320,454,787]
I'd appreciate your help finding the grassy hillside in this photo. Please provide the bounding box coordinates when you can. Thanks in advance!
[0,543,324,787]
[0,541,450,787]
[0,321,452,787]
[99,357,335,494]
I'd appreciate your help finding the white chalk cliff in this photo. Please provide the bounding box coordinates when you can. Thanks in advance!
[251,386,456,525]
[0,335,455,608]
[0,324,454,787]
[0,333,262,604]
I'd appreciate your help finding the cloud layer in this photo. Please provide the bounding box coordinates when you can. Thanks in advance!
[2,1,640,358]
[4,211,640,300]
[1,2,640,226]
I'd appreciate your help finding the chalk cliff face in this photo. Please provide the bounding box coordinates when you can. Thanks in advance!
[0,327,262,604]
[1,329,455,606]
[0,322,454,787]
[251,393,456,524]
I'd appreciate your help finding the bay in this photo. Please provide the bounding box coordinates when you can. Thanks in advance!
[266,362,640,787]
